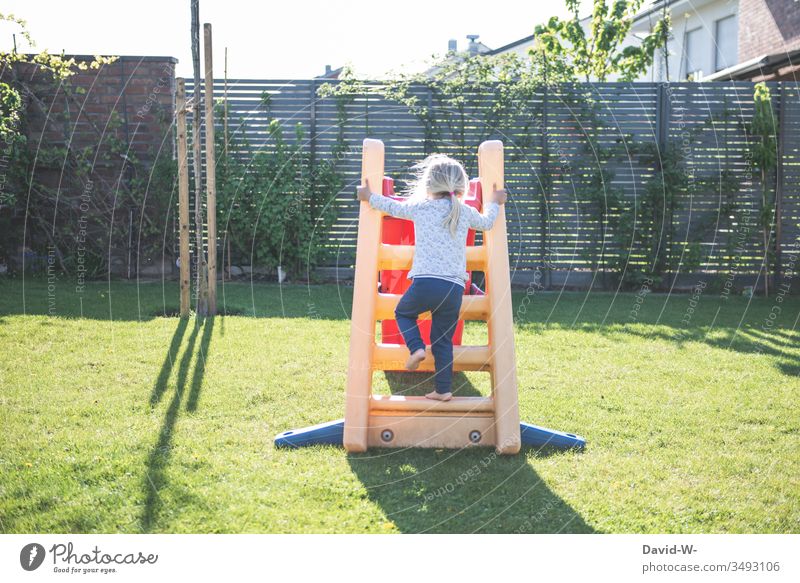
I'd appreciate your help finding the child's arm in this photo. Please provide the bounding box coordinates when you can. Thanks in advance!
[369,194,419,220]
[356,180,418,220]
[464,186,506,231]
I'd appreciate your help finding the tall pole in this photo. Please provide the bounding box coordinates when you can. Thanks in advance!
[191,0,208,315]
[176,78,191,317]
[204,22,218,315]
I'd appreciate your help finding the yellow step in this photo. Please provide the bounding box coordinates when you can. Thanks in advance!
[371,343,492,372]
[370,394,494,414]
[377,244,488,271]
[374,293,490,321]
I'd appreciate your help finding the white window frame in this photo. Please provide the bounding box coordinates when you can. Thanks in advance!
[714,14,738,73]
[682,27,704,80]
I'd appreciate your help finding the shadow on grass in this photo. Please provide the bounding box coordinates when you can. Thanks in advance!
[5,277,799,380]
[384,371,484,397]
[149,317,190,406]
[355,367,589,532]
[0,279,352,322]
[548,320,800,378]
[140,316,214,532]
[348,447,594,533]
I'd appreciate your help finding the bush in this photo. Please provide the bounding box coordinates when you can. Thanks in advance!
[216,118,340,278]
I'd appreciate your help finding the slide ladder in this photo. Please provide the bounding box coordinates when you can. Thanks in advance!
[274,139,585,453]
[344,139,520,453]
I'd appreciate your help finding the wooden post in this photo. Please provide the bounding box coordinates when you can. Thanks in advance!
[479,141,521,455]
[343,139,384,453]
[176,78,191,317]
[190,0,208,315]
[204,22,218,315]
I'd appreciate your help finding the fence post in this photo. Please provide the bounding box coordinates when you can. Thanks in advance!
[656,82,669,152]
[540,83,551,290]
[426,86,434,156]
[656,81,673,287]
[775,84,785,286]
[364,82,370,136]
[309,79,317,175]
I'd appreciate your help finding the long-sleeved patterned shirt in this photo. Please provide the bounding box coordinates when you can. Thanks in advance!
[369,193,500,287]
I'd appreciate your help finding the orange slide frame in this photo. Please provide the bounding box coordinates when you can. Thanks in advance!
[343,139,520,454]
[273,140,585,454]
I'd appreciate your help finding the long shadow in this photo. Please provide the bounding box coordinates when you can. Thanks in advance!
[709,327,800,377]
[552,320,800,377]
[384,371,484,397]
[349,448,594,533]
[0,280,352,322]
[364,370,590,533]
[149,317,189,406]
[186,317,214,411]
[140,317,212,532]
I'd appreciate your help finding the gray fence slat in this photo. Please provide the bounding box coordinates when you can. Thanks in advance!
[179,79,798,283]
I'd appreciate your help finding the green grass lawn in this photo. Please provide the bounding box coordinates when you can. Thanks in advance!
[1,277,798,533]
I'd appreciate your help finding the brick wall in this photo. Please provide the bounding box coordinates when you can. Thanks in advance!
[3,55,177,276]
[739,0,800,80]
[11,55,176,171]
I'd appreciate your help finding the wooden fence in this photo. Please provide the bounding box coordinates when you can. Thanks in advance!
[186,79,800,289]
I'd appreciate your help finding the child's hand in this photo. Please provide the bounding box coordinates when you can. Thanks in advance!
[356,180,373,202]
[490,184,507,205]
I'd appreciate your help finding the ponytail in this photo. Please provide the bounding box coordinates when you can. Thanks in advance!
[442,193,462,236]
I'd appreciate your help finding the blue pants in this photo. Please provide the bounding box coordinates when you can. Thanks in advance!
[394,277,464,394]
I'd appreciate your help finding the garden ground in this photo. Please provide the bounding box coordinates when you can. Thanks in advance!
[0,278,798,533]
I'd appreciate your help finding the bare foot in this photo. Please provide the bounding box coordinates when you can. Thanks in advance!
[425,390,452,401]
[405,349,426,371]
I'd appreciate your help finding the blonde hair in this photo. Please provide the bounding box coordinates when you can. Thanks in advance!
[405,154,468,236]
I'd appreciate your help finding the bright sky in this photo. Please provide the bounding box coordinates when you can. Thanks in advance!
[0,0,582,78]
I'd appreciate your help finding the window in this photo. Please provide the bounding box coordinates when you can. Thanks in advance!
[715,15,738,72]
[682,27,703,80]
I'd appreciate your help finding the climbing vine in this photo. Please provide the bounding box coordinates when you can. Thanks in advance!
[0,12,174,277]
[746,82,779,296]
[215,97,341,279]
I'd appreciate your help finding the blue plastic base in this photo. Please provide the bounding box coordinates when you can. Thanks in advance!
[274,419,344,448]
[275,419,585,451]
[520,421,586,450]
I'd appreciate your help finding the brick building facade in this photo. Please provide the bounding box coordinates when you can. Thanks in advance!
[738,0,800,80]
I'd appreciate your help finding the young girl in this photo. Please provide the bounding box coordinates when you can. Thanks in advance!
[356,154,507,401]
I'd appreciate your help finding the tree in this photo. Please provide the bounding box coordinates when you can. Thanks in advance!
[747,82,779,297]
[530,0,670,82]
[189,0,209,315]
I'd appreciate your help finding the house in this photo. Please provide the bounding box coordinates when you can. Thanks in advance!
[707,0,800,81]
[629,0,800,82]
[480,0,800,82]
